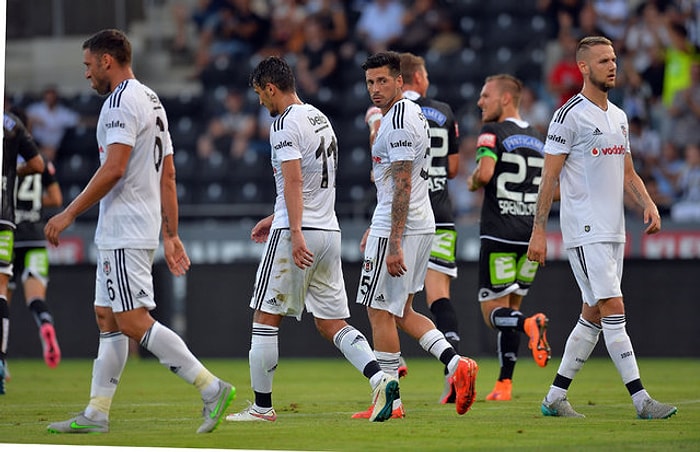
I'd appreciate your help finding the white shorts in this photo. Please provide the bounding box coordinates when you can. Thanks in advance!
[250,229,349,321]
[567,242,624,307]
[95,249,156,313]
[356,233,432,317]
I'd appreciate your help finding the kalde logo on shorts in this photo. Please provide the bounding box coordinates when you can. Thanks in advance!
[591,144,625,157]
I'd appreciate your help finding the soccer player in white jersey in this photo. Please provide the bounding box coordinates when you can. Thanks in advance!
[44,29,234,434]
[357,51,478,417]
[528,36,677,419]
[226,56,398,423]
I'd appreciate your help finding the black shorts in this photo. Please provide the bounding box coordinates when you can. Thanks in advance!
[477,238,539,302]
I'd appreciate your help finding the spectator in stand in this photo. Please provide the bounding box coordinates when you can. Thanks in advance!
[265,0,306,55]
[519,85,552,136]
[651,142,685,204]
[26,86,81,162]
[354,0,405,54]
[662,22,699,109]
[667,61,700,149]
[624,2,666,82]
[537,0,585,41]
[191,0,268,80]
[628,116,662,174]
[196,88,257,160]
[547,32,584,108]
[394,0,445,55]
[171,0,230,56]
[304,0,349,46]
[671,143,700,222]
[295,14,339,101]
[591,0,629,45]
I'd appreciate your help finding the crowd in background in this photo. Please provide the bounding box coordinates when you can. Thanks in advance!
[7,0,700,224]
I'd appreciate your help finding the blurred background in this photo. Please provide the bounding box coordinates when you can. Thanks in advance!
[4,0,699,359]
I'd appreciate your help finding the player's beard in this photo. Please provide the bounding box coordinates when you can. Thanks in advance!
[482,104,502,123]
[590,71,614,93]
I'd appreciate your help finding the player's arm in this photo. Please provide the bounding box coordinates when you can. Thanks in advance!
[42,162,63,208]
[161,153,190,276]
[387,159,411,277]
[623,152,661,234]
[468,155,495,191]
[365,106,382,147]
[527,153,566,266]
[446,115,460,179]
[17,154,45,177]
[44,142,131,246]
[468,131,497,191]
[281,158,313,269]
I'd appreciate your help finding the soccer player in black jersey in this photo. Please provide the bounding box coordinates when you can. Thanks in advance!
[365,52,462,404]
[0,110,46,394]
[468,74,550,401]
[11,158,63,369]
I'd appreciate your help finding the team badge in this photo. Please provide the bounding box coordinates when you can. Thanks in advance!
[620,124,627,138]
[103,259,111,275]
[363,258,374,272]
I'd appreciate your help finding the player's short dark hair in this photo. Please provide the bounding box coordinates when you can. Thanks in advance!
[249,56,296,92]
[362,51,401,77]
[399,52,426,83]
[82,29,132,66]
[576,36,613,61]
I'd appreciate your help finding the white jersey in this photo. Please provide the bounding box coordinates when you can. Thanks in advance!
[269,103,340,231]
[94,79,174,249]
[544,94,628,248]
[370,98,434,236]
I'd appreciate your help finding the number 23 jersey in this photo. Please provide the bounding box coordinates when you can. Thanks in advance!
[269,103,340,231]
[476,118,545,243]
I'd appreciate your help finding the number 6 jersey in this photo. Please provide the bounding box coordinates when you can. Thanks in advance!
[269,103,340,231]
[475,118,545,243]
[95,79,174,250]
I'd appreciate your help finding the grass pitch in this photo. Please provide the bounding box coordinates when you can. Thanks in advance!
[1,357,698,451]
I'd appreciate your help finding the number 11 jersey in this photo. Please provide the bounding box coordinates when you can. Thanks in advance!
[269,103,340,231]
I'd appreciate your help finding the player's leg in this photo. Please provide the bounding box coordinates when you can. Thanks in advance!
[425,227,460,351]
[542,245,602,418]
[21,247,61,367]
[0,229,15,394]
[395,235,478,414]
[593,244,677,419]
[47,305,125,433]
[107,249,234,432]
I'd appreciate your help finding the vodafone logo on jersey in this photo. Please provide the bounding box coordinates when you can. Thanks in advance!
[591,144,625,157]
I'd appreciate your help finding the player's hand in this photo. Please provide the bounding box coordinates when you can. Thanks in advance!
[251,215,273,243]
[291,230,313,269]
[386,241,407,277]
[44,210,75,247]
[359,228,370,253]
[643,204,661,235]
[527,230,547,266]
[164,236,190,276]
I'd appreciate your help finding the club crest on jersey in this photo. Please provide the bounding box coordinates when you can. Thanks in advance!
[620,124,627,138]
[363,258,374,272]
[102,260,111,275]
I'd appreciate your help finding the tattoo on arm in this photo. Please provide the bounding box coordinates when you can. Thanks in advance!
[390,161,412,250]
[533,173,556,230]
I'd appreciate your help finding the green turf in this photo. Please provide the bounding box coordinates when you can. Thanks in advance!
[1,357,698,451]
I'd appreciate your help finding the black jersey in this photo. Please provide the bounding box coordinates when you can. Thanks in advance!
[410,95,459,224]
[2,112,41,228]
[15,162,58,244]
[476,119,545,243]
